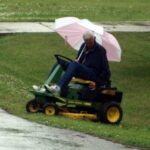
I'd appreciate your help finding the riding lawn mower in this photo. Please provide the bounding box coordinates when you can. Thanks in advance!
[26,54,123,124]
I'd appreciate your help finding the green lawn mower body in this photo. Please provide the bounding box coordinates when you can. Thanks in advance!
[26,55,123,124]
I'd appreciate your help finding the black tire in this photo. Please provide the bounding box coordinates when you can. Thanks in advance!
[26,99,40,113]
[43,103,58,116]
[100,102,123,124]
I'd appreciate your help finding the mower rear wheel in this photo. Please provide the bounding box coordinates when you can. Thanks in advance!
[26,99,40,113]
[100,102,123,124]
[43,104,57,116]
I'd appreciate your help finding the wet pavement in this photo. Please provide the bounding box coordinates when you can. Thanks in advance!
[0,21,150,33]
[0,22,54,33]
[0,109,139,150]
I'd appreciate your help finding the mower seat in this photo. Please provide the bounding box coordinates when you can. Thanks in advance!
[71,78,94,84]
[71,78,112,88]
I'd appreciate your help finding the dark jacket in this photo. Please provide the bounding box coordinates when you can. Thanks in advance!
[77,42,111,82]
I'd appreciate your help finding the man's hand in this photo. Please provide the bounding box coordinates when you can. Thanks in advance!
[89,81,96,90]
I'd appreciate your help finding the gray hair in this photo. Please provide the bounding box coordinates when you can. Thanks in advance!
[83,31,95,40]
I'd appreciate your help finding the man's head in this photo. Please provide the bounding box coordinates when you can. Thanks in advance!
[83,31,95,49]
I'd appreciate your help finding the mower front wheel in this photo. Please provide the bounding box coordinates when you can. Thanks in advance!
[43,104,58,116]
[26,99,40,113]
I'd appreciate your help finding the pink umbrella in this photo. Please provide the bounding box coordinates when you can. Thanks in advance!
[54,17,121,62]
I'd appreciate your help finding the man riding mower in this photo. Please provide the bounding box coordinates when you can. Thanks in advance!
[26,31,123,124]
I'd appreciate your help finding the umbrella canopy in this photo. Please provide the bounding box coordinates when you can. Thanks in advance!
[54,17,121,62]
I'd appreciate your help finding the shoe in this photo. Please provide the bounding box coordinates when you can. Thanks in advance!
[32,85,46,92]
[39,87,46,92]
[44,84,60,94]
[32,85,40,91]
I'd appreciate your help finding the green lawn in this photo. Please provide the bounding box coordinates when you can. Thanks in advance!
[0,33,150,149]
[0,0,150,21]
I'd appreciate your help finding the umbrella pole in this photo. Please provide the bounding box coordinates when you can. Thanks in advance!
[77,45,86,62]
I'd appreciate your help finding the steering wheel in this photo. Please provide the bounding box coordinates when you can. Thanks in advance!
[54,54,73,70]
[54,54,73,63]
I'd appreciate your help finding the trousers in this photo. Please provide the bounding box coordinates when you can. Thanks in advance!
[58,62,97,89]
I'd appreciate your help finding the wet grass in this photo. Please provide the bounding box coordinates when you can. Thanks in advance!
[0,0,150,21]
[0,33,150,149]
